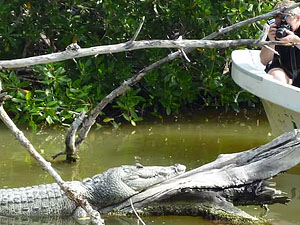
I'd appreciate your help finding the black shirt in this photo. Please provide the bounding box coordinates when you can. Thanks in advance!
[265,26,300,87]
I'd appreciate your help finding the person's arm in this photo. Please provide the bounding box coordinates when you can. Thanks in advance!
[260,45,275,66]
[260,24,277,66]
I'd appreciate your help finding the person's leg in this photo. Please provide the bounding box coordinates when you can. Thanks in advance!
[268,67,293,84]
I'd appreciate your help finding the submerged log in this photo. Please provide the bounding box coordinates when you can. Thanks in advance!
[100,130,300,225]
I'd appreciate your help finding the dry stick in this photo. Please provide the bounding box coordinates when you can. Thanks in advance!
[261,24,281,56]
[73,4,300,149]
[127,16,145,44]
[0,82,104,225]
[0,40,293,70]
[130,199,146,225]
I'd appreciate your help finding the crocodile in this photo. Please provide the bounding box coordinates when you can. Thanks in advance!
[0,163,186,218]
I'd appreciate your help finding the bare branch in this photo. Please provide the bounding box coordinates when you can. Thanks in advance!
[205,3,300,40]
[258,24,269,42]
[0,39,295,69]
[130,199,146,225]
[260,24,280,56]
[125,16,146,48]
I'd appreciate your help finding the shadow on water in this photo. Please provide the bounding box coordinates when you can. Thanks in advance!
[0,109,300,224]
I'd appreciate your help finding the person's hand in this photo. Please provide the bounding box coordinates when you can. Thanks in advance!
[278,30,300,43]
[268,24,277,41]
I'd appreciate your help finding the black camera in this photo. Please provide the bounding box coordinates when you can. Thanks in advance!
[276,23,292,38]
[267,16,292,39]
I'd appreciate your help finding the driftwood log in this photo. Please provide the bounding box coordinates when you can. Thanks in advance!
[96,129,300,225]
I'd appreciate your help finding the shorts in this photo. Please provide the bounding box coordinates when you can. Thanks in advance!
[264,59,300,87]
[264,59,294,80]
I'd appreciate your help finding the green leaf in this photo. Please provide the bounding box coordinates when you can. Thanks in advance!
[29,121,37,131]
[122,113,130,121]
[130,120,136,126]
[103,117,114,123]
[46,101,58,107]
[25,91,31,102]
[12,98,25,103]
[166,106,171,116]
[46,116,54,125]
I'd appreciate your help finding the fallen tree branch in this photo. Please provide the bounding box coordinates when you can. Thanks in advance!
[0,39,296,69]
[98,130,300,225]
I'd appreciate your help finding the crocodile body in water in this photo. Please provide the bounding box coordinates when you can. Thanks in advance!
[0,163,186,218]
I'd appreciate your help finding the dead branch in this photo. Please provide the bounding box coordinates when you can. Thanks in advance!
[125,16,146,49]
[0,39,296,69]
[98,130,300,225]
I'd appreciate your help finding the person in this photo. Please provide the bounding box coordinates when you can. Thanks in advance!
[260,0,300,87]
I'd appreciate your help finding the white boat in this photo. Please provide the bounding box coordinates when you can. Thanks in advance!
[231,49,300,136]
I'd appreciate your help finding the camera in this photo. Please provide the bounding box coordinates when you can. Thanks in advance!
[276,23,292,38]
[267,17,292,39]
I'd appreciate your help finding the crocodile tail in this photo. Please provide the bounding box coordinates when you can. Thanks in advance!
[0,183,77,217]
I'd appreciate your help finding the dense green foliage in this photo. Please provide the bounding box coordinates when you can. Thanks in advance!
[0,0,277,129]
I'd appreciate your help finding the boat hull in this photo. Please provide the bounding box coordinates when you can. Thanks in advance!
[262,99,299,136]
[231,49,300,136]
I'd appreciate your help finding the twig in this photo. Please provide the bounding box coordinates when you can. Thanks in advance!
[130,198,146,225]
[51,151,66,160]
[178,36,191,62]
[131,16,145,43]
[260,24,280,56]
[124,16,145,49]
[180,48,191,62]
[258,24,269,42]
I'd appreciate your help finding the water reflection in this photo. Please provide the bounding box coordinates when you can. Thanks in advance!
[0,109,299,225]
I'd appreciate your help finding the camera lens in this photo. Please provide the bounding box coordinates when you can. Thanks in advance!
[276,28,287,38]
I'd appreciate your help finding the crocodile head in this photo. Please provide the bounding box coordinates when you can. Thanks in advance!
[84,163,186,208]
[120,163,186,192]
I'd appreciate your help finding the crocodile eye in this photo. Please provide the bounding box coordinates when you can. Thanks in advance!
[135,163,144,169]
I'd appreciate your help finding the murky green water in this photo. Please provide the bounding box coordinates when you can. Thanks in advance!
[0,109,300,225]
